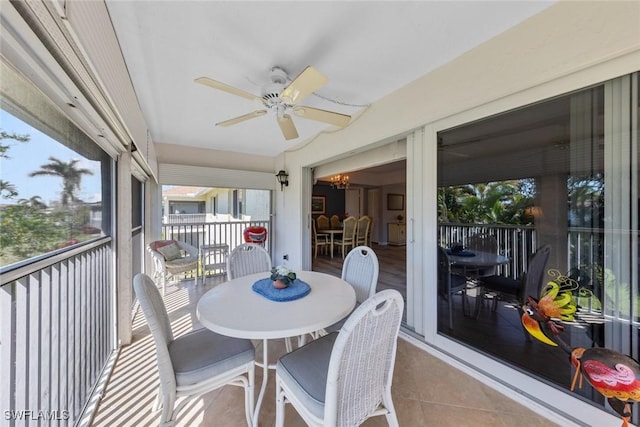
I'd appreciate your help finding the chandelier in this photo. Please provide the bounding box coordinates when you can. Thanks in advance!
[330,174,350,189]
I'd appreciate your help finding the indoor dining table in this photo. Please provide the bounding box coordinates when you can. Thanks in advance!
[196,270,356,427]
[322,228,343,258]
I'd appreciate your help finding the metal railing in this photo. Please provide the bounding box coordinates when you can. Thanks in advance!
[438,223,537,278]
[438,223,613,283]
[161,219,271,255]
[0,237,115,426]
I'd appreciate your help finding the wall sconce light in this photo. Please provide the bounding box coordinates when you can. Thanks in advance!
[275,170,289,190]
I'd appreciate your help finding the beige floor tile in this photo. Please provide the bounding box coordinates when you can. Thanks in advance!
[92,278,561,427]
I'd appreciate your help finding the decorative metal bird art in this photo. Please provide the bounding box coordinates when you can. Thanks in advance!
[521,273,640,427]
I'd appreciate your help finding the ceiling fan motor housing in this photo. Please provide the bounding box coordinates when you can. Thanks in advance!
[262,67,289,107]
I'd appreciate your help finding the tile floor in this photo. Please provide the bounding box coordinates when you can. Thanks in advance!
[91,276,560,427]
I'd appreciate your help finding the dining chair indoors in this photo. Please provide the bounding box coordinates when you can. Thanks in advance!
[330,214,340,229]
[438,246,470,329]
[316,215,330,230]
[355,215,371,247]
[226,243,272,280]
[133,273,255,427]
[333,216,357,259]
[147,239,199,295]
[312,220,330,257]
[275,289,404,427]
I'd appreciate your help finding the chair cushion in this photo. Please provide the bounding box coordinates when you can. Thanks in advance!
[277,332,338,418]
[169,328,255,387]
[324,303,360,334]
[480,275,520,295]
[450,274,468,289]
[165,254,197,267]
[157,242,182,261]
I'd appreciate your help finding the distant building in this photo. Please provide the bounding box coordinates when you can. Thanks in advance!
[162,186,270,222]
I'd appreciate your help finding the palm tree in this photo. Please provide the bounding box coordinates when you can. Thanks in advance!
[0,180,17,199]
[29,157,93,206]
[18,196,47,209]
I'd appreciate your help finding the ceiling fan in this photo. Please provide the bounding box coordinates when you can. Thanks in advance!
[195,66,351,140]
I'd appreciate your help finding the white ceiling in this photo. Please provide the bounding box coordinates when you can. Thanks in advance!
[105,1,555,158]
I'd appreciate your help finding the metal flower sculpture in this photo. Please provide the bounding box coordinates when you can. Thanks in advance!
[521,271,640,427]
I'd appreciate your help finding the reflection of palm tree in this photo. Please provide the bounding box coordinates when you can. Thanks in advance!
[18,196,47,209]
[29,157,93,206]
[0,180,17,199]
[439,180,534,224]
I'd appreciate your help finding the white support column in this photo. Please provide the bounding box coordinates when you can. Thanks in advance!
[117,149,133,345]
[407,126,428,336]
[603,74,637,354]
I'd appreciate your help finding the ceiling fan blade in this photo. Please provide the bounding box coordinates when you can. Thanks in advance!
[277,114,299,140]
[279,66,328,104]
[195,77,262,103]
[292,106,351,128]
[216,110,267,127]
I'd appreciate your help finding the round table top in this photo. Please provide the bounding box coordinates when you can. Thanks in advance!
[196,270,356,340]
[448,250,509,267]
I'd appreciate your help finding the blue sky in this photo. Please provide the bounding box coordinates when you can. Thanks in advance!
[0,110,103,205]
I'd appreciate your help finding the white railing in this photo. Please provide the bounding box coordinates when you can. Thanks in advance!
[163,213,253,224]
[161,219,271,255]
[438,223,537,278]
[0,238,115,426]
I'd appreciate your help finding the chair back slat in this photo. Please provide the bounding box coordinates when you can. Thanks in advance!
[356,216,371,245]
[227,243,272,280]
[341,216,357,241]
[324,290,404,426]
[133,274,177,395]
[520,244,551,302]
[342,246,379,304]
[317,215,330,230]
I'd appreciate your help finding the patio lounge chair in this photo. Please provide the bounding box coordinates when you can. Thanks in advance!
[147,240,199,295]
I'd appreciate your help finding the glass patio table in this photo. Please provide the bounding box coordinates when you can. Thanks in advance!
[448,250,509,317]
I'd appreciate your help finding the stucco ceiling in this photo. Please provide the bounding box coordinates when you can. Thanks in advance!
[105,1,555,158]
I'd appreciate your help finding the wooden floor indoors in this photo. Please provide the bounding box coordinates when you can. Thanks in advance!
[91,258,561,426]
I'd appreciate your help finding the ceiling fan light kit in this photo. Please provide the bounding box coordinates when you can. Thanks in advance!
[195,66,351,140]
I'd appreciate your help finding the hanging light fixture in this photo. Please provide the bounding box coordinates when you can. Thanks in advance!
[330,174,350,189]
[275,170,289,190]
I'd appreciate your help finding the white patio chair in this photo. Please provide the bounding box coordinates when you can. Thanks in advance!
[321,245,379,336]
[133,273,255,427]
[147,240,199,295]
[275,289,404,427]
[226,243,272,280]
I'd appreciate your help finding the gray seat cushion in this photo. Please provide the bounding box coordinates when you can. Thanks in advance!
[480,275,520,295]
[169,328,255,386]
[324,303,360,333]
[276,332,338,418]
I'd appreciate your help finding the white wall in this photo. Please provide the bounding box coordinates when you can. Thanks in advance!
[271,3,639,426]
[275,1,640,272]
